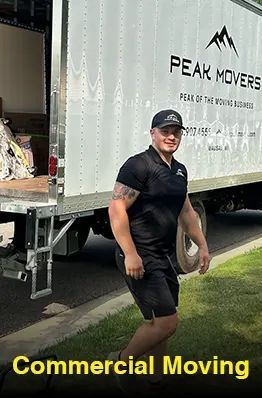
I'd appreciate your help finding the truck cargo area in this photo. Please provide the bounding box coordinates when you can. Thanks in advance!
[0,176,48,202]
[0,1,52,201]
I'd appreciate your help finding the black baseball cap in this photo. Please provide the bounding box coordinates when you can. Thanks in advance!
[151,109,185,130]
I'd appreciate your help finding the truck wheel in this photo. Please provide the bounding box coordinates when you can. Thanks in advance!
[176,200,207,273]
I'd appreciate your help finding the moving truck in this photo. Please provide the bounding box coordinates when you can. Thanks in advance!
[0,0,261,299]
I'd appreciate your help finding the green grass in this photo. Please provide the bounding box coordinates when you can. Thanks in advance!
[1,248,262,395]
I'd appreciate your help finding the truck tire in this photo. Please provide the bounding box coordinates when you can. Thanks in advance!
[176,200,207,274]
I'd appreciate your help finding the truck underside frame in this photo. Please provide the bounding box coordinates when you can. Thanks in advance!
[0,204,85,299]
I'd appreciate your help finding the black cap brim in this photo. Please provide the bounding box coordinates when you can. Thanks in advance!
[156,121,185,130]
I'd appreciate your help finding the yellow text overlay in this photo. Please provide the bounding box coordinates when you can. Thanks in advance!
[12,355,249,380]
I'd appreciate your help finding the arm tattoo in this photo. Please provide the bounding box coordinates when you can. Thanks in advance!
[112,182,138,200]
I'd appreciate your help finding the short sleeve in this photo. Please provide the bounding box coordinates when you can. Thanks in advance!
[116,155,148,192]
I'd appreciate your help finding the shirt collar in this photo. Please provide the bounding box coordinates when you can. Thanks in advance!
[147,145,175,167]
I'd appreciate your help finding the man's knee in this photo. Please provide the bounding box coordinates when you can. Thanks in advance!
[153,313,178,338]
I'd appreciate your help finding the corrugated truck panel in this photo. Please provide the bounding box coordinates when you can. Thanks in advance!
[63,0,262,198]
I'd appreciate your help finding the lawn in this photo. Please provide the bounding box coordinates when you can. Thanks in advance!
[1,248,261,395]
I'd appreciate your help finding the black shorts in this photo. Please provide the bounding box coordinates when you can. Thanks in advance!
[115,248,179,320]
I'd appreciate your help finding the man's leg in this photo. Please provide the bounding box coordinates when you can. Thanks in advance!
[147,339,168,383]
[115,252,179,362]
[120,313,178,361]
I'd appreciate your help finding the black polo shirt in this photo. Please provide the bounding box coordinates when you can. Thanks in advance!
[116,145,188,259]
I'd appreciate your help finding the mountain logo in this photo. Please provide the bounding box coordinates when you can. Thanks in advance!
[206,26,239,57]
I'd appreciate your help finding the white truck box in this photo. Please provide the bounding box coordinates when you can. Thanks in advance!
[0,0,261,299]
[61,0,262,205]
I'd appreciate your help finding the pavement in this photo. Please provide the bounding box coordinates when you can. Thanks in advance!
[0,236,262,365]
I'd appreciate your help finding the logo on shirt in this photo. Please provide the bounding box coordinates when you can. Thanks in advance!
[176,168,186,179]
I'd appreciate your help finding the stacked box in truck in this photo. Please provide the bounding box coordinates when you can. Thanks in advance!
[0,0,261,299]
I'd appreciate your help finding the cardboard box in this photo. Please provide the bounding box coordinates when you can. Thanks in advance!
[15,135,34,168]
[3,112,49,175]
[15,134,49,176]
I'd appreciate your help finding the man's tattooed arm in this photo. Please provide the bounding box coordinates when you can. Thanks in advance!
[112,182,140,202]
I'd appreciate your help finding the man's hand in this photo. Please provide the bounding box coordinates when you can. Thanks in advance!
[125,253,145,279]
[198,246,210,274]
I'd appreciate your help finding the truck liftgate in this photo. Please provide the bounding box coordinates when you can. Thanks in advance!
[0,204,78,299]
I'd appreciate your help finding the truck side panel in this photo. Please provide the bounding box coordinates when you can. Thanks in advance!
[63,0,155,197]
[61,0,262,199]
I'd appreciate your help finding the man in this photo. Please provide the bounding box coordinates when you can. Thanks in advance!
[108,109,210,388]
